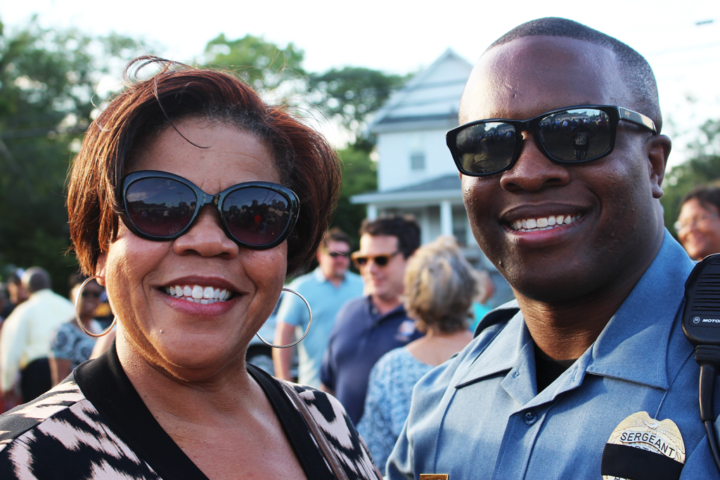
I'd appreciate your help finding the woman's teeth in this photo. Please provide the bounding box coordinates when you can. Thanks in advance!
[511,214,581,232]
[163,285,233,304]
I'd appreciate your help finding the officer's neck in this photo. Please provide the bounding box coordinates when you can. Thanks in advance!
[516,260,656,361]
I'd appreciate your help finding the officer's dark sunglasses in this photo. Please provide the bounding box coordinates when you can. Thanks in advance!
[119,171,300,250]
[446,105,657,177]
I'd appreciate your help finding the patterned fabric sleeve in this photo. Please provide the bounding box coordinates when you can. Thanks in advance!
[357,348,434,473]
[357,352,397,471]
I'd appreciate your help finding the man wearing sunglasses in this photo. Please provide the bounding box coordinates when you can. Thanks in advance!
[273,228,363,387]
[388,18,719,480]
[321,216,423,424]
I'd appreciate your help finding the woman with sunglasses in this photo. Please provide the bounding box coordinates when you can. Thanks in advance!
[0,57,380,479]
[48,274,104,386]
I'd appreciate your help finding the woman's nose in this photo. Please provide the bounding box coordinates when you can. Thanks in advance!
[173,206,240,258]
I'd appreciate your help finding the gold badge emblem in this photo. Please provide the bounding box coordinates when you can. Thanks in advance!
[602,411,685,480]
[420,475,449,480]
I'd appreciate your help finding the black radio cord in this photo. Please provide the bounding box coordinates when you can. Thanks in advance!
[695,346,720,475]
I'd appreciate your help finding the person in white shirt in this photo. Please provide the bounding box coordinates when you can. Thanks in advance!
[0,267,75,402]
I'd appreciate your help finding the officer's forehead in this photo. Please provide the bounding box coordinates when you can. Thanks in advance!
[459,36,630,123]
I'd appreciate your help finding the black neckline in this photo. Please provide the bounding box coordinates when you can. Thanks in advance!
[74,344,333,479]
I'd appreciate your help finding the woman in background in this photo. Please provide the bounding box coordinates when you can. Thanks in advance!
[358,236,477,471]
[48,274,103,386]
[676,185,720,260]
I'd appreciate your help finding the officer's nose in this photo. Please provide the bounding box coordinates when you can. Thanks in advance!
[499,133,571,192]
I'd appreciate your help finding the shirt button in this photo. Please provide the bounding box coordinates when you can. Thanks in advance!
[513,370,520,378]
[524,411,537,425]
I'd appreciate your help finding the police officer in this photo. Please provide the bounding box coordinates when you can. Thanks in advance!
[387,17,720,479]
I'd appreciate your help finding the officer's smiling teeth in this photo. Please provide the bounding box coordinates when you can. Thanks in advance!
[510,214,581,232]
[163,285,234,304]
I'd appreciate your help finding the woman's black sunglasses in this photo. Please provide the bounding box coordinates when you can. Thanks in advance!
[446,105,657,177]
[119,171,300,250]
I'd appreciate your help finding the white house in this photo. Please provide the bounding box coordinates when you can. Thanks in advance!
[351,49,514,306]
[352,48,471,247]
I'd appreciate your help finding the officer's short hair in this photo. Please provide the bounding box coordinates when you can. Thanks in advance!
[488,17,662,133]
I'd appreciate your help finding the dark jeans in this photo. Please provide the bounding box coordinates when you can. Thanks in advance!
[21,358,51,402]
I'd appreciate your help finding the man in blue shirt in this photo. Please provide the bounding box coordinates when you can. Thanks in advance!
[321,216,423,424]
[273,228,363,387]
[388,18,720,479]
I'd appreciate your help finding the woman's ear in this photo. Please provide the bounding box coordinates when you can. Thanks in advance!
[95,253,107,286]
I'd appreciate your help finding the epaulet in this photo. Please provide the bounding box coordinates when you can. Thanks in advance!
[473,306,520,338]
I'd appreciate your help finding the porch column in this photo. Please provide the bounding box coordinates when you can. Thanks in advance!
[440,200,453,236]
[367,204,378,221]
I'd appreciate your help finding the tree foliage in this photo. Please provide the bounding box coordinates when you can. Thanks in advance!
[308,66,408,142]
[662,118,720,232]
[0,17,139,290]
[201,33,305,98]
[331,147,378,248]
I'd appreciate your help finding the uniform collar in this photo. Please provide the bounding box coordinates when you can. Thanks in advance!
[456,231,694,406]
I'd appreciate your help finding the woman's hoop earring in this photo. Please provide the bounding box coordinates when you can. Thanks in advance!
[75,275,117,338]
[255,287,312,349]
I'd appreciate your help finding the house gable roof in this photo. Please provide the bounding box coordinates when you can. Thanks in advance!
[368,49,473,134]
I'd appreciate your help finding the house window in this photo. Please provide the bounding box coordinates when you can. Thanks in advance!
[410,152,426,171]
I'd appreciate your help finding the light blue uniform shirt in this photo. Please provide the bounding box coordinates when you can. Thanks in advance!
[277,268,363,387]
[388,231,720,479]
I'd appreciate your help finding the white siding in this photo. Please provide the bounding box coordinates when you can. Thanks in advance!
[376,129,458,191]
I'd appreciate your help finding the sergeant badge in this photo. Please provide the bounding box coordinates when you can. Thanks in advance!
[419,475,449,480]
[601,411,685,480]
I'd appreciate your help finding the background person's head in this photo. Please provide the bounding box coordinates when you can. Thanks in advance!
[21,267,51,295]
[66,57,340,379]
[317,228,352,282]
[69,273,104,322]
[457,18,670,303]
[676,185,720,260]
[6,270,28,305]
[404,236,478,334]
[355,215,421,307]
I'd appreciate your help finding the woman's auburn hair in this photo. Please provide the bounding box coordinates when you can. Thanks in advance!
[403,236,479,334]
[67,56,341,277]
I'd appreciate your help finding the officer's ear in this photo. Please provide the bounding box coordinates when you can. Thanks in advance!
[646,134,671,199]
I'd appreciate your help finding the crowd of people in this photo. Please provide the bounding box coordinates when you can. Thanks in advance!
[0,15,719,480]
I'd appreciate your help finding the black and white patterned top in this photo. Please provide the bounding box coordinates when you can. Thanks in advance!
[49,321,97,369]
[0,345,380,479]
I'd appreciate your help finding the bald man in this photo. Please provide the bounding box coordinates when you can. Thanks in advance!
[1,268,75,402]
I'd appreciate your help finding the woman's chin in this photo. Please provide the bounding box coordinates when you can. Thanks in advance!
[136,333,248,380]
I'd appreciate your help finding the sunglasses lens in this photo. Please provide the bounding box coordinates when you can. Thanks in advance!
[126,178,196,237]
[354,256,368,267]
[538,108,612,162]
[454,122,517,175]
[223,187,293,246]
[374,255,390,267]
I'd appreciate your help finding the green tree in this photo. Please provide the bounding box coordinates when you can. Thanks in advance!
[331,147,378,248]
[662,118,720,232]
[201,34,305,98]
[0,17,139,291]
[308,66,408,142]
